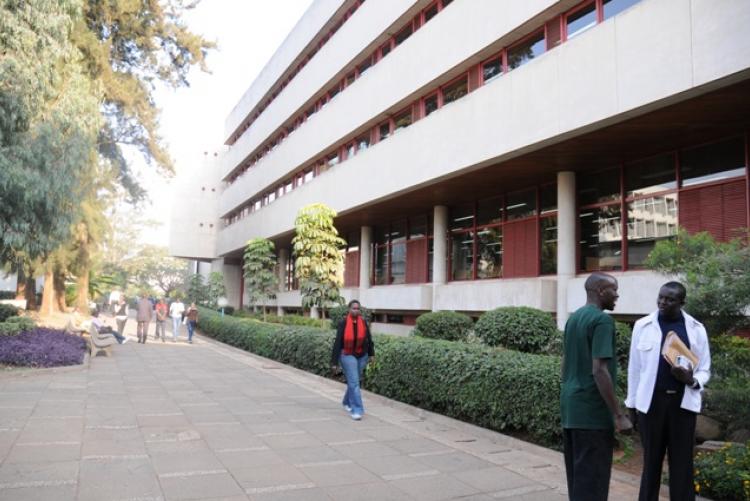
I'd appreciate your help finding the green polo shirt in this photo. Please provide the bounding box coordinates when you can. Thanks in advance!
[560,304,617,430]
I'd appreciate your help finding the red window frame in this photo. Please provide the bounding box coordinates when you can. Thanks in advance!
[562,0,600,42]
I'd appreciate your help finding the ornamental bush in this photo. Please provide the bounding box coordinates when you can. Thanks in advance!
[704,336,750,434]
[0,304,19,322]
[693,441,750,501]
[328,304,373,329]
[412,311,474,341]
[0,328,86,367]
[198,308,562,446]
[0,322,22,336]
[235,310,329,329]
[475,306,558,354]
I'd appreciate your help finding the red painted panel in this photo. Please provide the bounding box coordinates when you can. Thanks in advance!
[679,180,747,242]
[504,219,538,278]
[722,180,747,241]
[405,239,428,283]
[344,251,360,287]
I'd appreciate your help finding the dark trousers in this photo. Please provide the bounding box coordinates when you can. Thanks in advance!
[638,390,697,501]
[563,428,614,501]
[136,321,149,343]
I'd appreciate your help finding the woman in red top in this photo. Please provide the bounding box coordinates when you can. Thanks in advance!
[331,300,375,420]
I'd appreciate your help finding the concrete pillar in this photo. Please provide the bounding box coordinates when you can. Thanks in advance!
[556,171,577,329]
[432,205,448,286]
[277,248,288,316]
[359,226,372,289]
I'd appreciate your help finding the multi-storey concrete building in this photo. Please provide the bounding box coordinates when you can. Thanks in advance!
[171,0,750,332]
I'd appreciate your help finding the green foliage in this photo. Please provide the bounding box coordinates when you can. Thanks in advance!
[122,245,189,297]
[293,204,346,314]
[206,272,226,308]
[0,322,22,336]
[186,273,208,305]
[412,311,474,341]
[328,304,373,329]
[646,229,750,335]
[694,442,750,501]
[3,316,35,331]
[198,308,563,446]
[614,321,632,370]
[703,336,750,433]
[0,304,19,322]
[243,238,278,316]
[234,310,329,329]
[475,306,558,353]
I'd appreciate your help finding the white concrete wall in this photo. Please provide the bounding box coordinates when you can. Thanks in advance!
[434,278,557,312]
[169,151,222,259]
[566,270,675,317]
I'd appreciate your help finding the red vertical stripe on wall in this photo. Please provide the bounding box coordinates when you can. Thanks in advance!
[679,180,747,242]
[343,251,360,287]
[405,239,428,283]
[504,219,538,278]
[722,180,747,241]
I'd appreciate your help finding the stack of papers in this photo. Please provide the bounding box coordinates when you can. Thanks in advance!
[661,331,699,370]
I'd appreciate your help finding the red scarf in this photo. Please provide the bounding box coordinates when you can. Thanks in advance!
[343,314,366,356]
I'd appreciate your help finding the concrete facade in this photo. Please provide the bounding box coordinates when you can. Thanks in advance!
[170,0,750,321]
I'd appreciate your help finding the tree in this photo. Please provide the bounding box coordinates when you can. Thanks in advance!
[206,272,226,308]
[292,203,346,317]
[186,273,208,305]
[646,229,750,335]
[243,238,278,320]
[123,246,189,298]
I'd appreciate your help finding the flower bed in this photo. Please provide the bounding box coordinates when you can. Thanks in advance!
[0,328,87,368]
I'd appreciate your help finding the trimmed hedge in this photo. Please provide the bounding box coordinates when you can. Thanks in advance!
[234,310,329,329]
[475,306,558,354]
[328,304,373,329]
[198,307,562,446]
[0,304,19,322]
[412,311,474,341]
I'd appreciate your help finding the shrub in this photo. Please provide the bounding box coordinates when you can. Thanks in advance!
[693,441,750,501]
[0,328,87,367]
[704,336,750,433]
[0,304,19,322]
[475,306,558,353]
[412,311,474,341]
[4,316,36,331]
[0,322,22,336]
[198,307,563,446]
[0,291,15,300]
[328,304,373,329]
[220,306,235,316]
[614,321,632,370]
[234,310,329,329]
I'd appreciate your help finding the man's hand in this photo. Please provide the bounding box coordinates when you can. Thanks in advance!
[670,366,695,386]
[615,413,633,434]
[627,407,638,432]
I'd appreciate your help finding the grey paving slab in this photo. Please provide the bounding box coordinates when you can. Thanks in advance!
[0,324,651,500]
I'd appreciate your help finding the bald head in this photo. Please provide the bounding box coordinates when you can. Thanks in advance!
[585,272,616,292]
[584,272,619,311]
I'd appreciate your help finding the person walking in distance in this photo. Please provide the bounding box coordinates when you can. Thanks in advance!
[561,272,632,501]
[169,296,185,342]
[115,296,129,337]
[330,300,375,421]
[154,298,168,342]
[185,302,198,344]
[625,282,711,501]
[136,294,153,343]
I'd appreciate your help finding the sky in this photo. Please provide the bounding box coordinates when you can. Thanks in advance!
[133,0,314,247]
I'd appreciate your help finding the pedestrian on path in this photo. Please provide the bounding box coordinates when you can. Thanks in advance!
[625,281,711,501]
[561,272,632,501]
[331,299,375,421]
[154,298,168,342]
[185,302,198,343]
[115,296,129,336]
[169,296,185,342]
[136,294,153,343]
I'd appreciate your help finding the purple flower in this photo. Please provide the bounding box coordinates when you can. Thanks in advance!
[0,328,87,368]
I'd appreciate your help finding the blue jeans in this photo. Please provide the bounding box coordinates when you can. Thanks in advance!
[172,317,181,340]
[340,353,368,415]
[187,320,196,341]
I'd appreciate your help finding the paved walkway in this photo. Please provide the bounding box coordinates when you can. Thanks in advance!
[0,322,648,500]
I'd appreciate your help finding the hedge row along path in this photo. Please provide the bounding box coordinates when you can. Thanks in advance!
[0,321,649,500]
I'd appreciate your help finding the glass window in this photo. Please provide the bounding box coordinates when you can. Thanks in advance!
[390,220,407,242]
[579,205,622,271]
[254,200,261,211]
[346,232,360,252]
[391,242,406,284]
[326,152,339,168]
[409,216,428,239]
[450,204,474,231]
[627,193,677,268]
[304,169,314,183]
[507,31,545,70]
[540,184,557,214]
[541,216,557,274]
[424,94,439,117]
[393,109,412,132]
[394,25,412,46]
[625,153,676,197]
[285,180,293,193]
[346,142,356,159]
[345,72,356,86]
[428,238,434,282]
[357,134,370,151]
[379,121,391,141]
[357,56,372,76]
[603,0,640,20]
[380,41,392,58]
[476,196,503,226]
[374,245,388,285]
[451,232,474,280]
[578,167,620,205]
[442,77,468,105]
[374,226,388,245]
[424,3,438,22]
[482,56,503,83]
[680,137,745,187]
[477,227,502,279]
[566,2,597,39]
[442,0,453,6]
[506,189,537,220]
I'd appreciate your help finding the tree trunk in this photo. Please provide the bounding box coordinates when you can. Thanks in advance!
[15,264,26,300]
[40,269,57,315]
[54,271,67,311]
[24,278,37,310]
[76,269,90,311]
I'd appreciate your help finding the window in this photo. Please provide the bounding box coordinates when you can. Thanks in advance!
[379,121,392,141]
[507,31,545,70]
[482,56,503,83]
[451,232,474,280]
[566,2,597,39]
[345,72,356,87]
[680,137,745,187]
[476,227,502,279]
[506,189,536,220]
[540,216,557,274]
[423,93,439,117]
[625,153,676,197]
[442,76,468,105]
[357,56,373,76]
[380,40,393,58]
[423,2,438,23]
[579,205,623,271]
[578,167,620,205]
[394,25,412,46]
[540,184,557,214]
[303,169,314,183]
[345,142,356,160]
[627,194,678,268]
[326,152,340,169]
[476,196,503,226]
[603,0,641,20]
[393,109,412,132]
[357,134,370,152]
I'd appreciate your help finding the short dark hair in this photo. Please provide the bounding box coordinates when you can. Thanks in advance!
[662,281,687,301]
[348,299,361,308]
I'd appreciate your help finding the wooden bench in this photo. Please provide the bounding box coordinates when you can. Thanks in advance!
[89,324,117,357]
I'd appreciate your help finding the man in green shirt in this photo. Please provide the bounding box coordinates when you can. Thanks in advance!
[561,272,632,501]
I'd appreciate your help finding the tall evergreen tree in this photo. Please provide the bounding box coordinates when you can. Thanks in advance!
[243,238,278,320]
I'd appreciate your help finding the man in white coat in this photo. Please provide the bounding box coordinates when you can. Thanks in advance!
[625,281,711,501]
